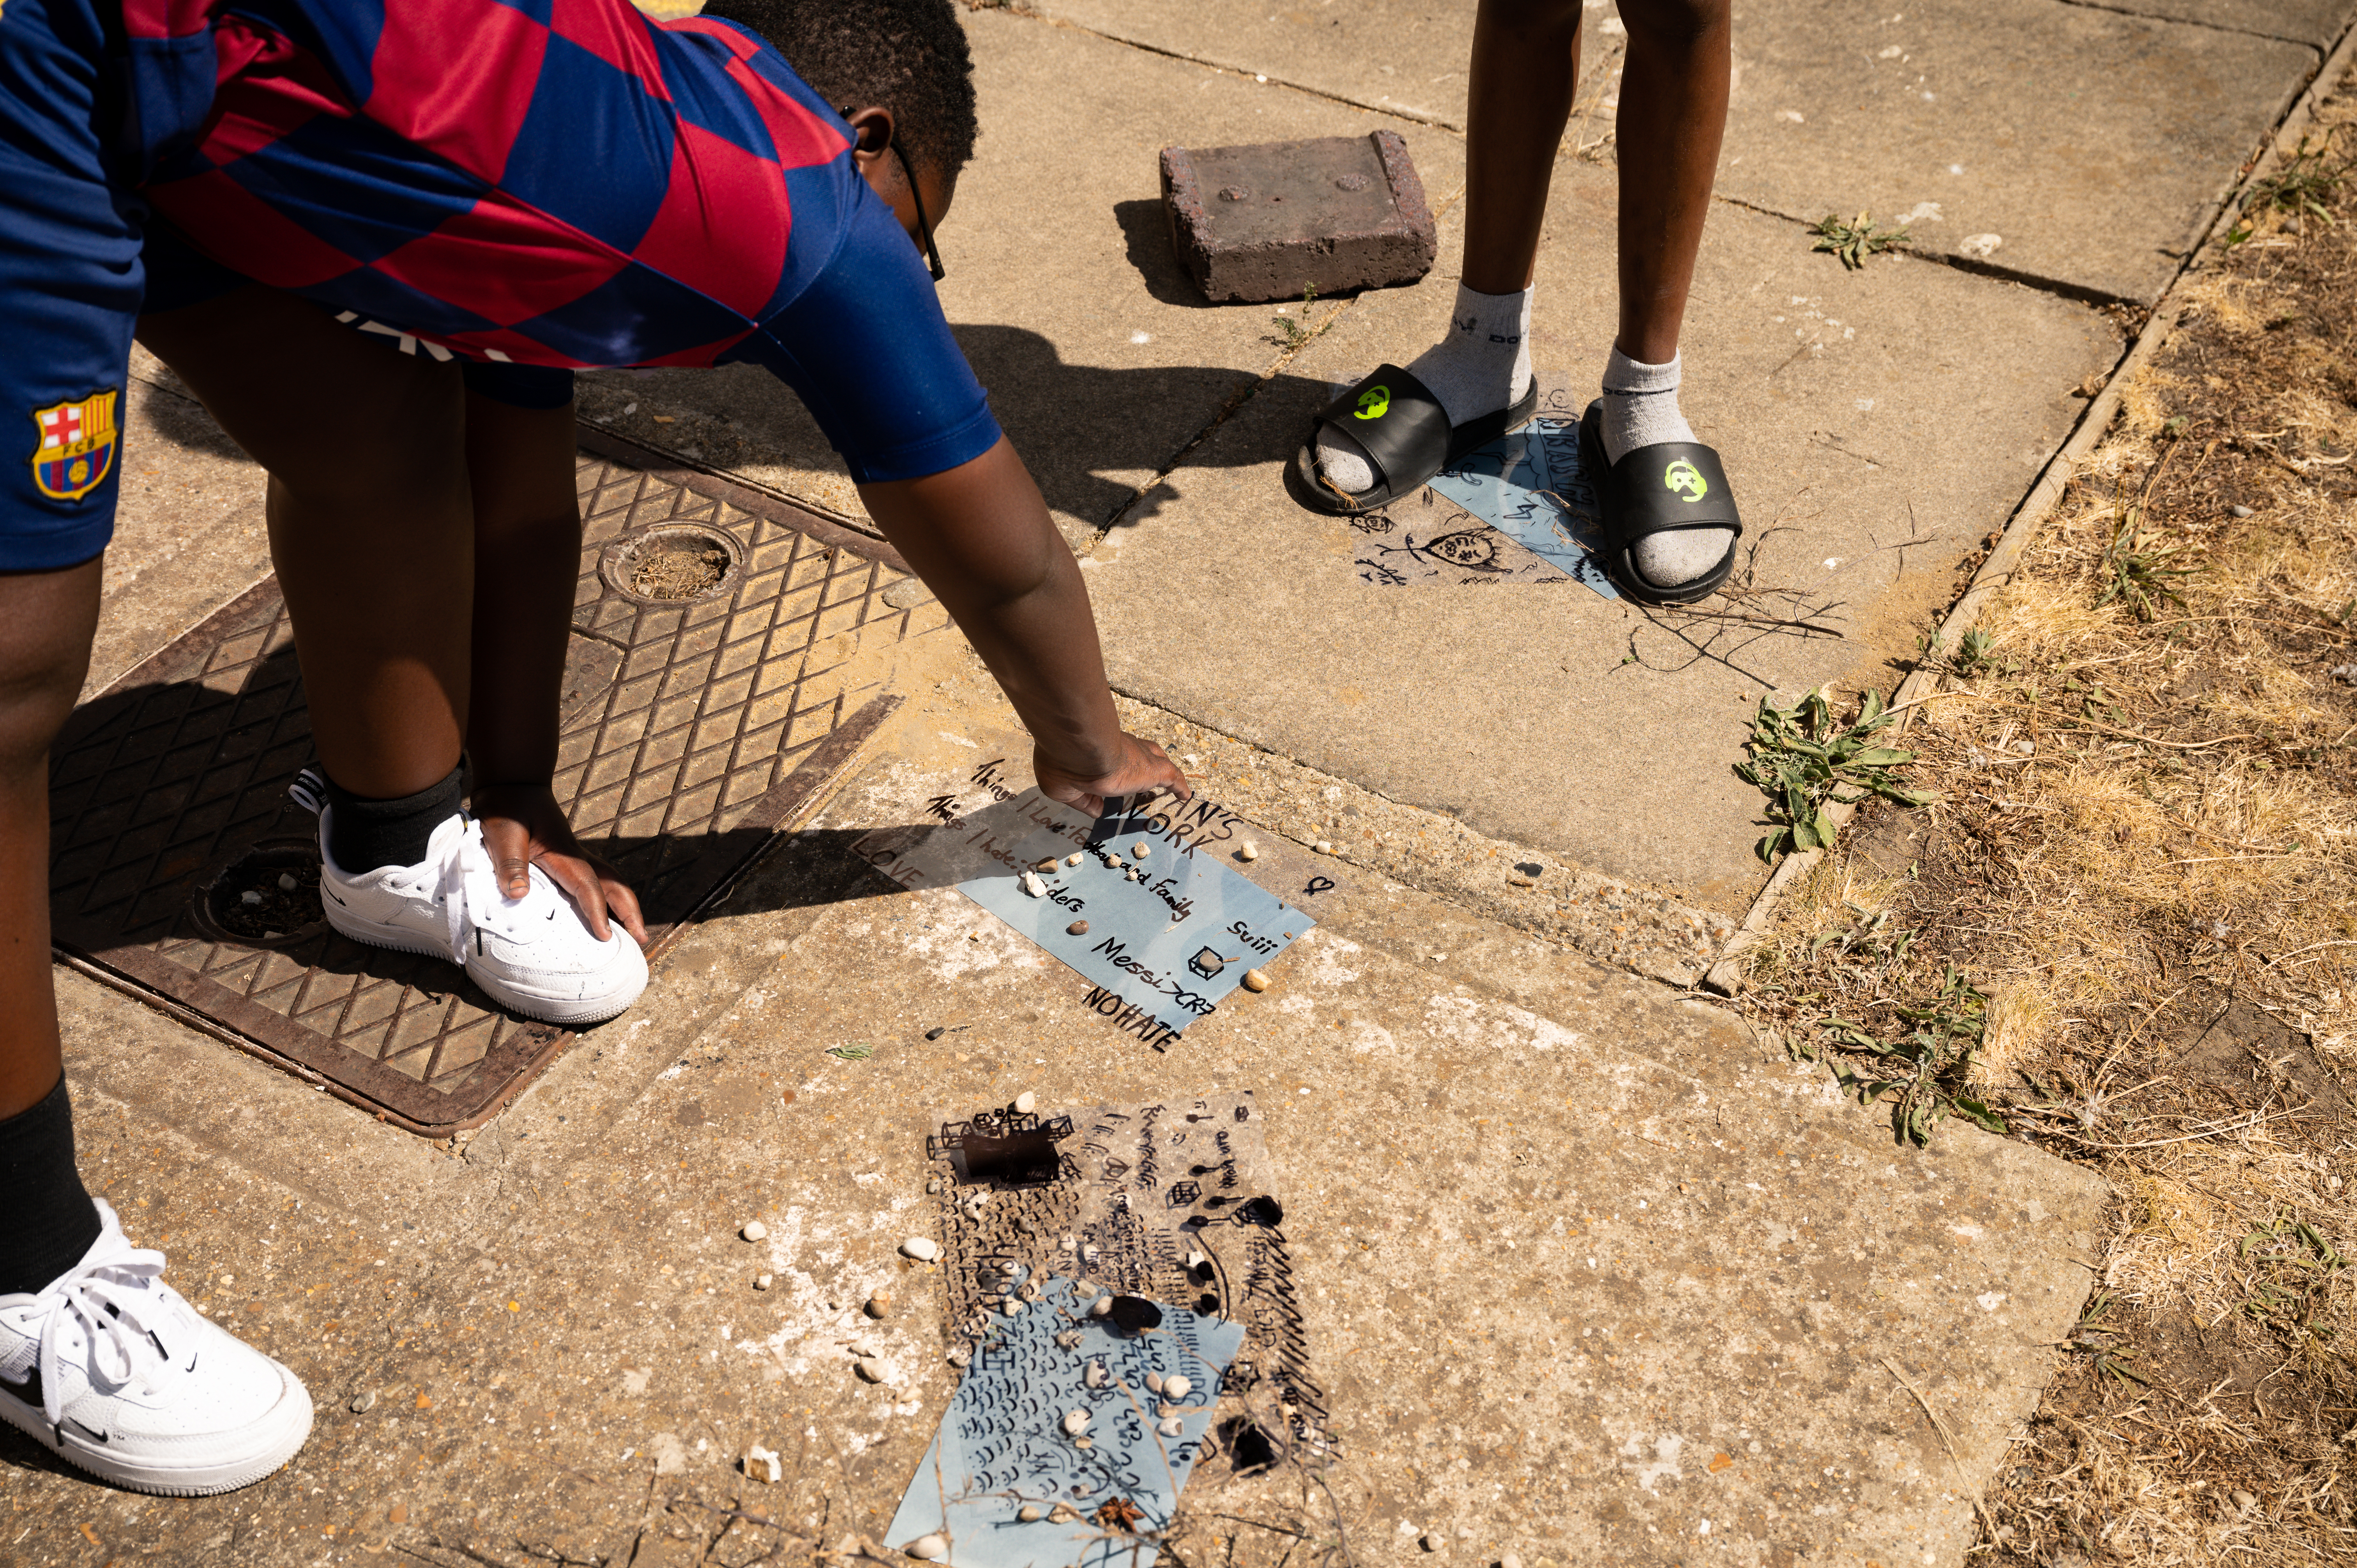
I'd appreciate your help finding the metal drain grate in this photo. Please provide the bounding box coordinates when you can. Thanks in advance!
[49,438,938,1134]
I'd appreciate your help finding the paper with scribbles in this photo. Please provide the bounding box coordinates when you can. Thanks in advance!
[1426,417,1619,598]
[853,775,1313,1043]
[882,1276,1246,1568]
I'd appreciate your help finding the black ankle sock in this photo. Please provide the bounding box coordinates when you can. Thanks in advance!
[323,766,465,873]
[0,1075,104,1296]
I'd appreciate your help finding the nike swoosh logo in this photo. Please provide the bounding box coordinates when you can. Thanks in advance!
[66,1417,109,1444]
[0,1365,39,1405]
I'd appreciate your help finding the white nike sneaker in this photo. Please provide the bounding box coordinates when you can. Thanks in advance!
[0,1200,313,1495]
[318,808,648,1025]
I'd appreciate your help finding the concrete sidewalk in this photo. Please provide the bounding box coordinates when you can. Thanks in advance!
[15,1,2347,1563]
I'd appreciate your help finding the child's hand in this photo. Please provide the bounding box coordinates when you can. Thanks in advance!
[472,782,649,946]
[1034,733,1193,819]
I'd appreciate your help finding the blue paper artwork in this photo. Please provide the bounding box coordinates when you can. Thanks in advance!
[853,775,1313,1044]
[882,1274,1247,1568]
[1424,417,1619,599]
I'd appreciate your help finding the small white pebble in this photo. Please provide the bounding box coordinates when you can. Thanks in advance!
[900,1237,940,1262]
[1018,1503,1044,1522]
[1063,1409,1091,1435]
[1159,1416,1184,1437]
[1088,1294,1113,1317]
[1242,968,1270,993]
[754,1273,774,1291]
[1163,1374,1192,1399]
[1239,842,1258,861]
[1065,852,1084,866]
[1019,870,1048,898]
[1014,1090,1036,1114]
[1314,840,1333,855]
[277,872,297,891]
[906,1533,948,1561]
[740,1221,768,1242]
[853,1359,885,1383]
[1133,842,1150,858]
[241,890,263,905]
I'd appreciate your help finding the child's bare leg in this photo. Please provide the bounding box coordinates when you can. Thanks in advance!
[137,287,474,810]
[461,392,643,942]
[1312,0,1580,496]
[0,557,102,1134]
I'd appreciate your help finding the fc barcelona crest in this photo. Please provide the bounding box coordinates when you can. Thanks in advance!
[30,389,120,503]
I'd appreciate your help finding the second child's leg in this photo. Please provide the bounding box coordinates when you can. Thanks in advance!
[1312,0,1581,499]
[1600,0,1734,588]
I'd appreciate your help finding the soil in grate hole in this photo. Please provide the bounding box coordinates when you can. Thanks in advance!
[632,539,730,600]
[213,860,325,942]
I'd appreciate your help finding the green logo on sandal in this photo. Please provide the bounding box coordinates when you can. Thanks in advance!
[1664,458,1708,502]
[1353,385,1391,420]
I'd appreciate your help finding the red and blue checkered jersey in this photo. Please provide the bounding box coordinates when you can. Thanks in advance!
[127,0,999,482]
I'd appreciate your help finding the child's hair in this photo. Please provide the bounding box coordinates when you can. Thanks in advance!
[700,0,980,179]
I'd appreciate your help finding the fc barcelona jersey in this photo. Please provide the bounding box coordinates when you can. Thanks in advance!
[125,0,998,483]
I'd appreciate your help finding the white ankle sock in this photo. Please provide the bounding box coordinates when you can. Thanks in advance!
[1599,347,1730,587]
[1315,283,1533,495]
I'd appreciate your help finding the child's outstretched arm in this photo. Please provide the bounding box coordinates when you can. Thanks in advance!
[857,437,1189,816]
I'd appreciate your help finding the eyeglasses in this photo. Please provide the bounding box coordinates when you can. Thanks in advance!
[892,142,947,283]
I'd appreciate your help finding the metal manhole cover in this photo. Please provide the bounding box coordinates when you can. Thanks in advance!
[48,439,938,1134]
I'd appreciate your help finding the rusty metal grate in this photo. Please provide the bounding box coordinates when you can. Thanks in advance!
[49,439,938,1134]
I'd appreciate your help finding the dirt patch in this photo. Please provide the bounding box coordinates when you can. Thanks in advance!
[631,538,731,600]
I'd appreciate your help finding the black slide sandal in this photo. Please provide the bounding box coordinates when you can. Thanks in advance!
[1576,399,1743,604]
[1286,365,1539,514]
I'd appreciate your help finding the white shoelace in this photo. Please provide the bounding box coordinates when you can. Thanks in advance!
[24,1201,187,1430]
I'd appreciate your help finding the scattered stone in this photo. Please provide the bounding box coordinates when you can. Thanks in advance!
[741,1221,769,1242]
[1507,874,1535,888]
[1314,840,1333,855]
[2228,503,2255,517]
[864,1293,892,1320]
[1066,853,1084,866]
[1242,968,1271,992]
[854,1359,885,1384]
[851,1337,882,1358]
[1419,1535,1440,1554]
[901,1237,940,1262]
[1036,858,1060,872]
[1146,1371,1165,1393]
[1159,1416,1184,1437]
[1086,1361,1107,1388]
[1063,1409,1091,1435]
[348,1391,377,1414]
[241,890,263,905]
[1163,1374,1193,1399]
[1014,1090,1037,1114]
[1018,1505,1044,1523]
[1501,1556,1523,1568]
[1133,842,1151,858]
[945,1347,970,1368]
[754,1273,774,1291]
[1002,1299,1025,1317]
[1088,1294,1114,1317]
[1049,1504,1080,1524]
[925,1177,941,1194]
[1018,1279,1041,1301]
[1056,1330,1085,1351]
[1074,1436,1093,1451]
[924,1028,945,1041]
[276,872,298,892]
[1019,871,1048,898]
[1067,920,1089,935]
[906,1533,948,1561]
[744,1445,781,1483]
[1239,841,1259,861]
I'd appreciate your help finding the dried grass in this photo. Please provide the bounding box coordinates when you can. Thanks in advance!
[1739,81,2357,1568]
